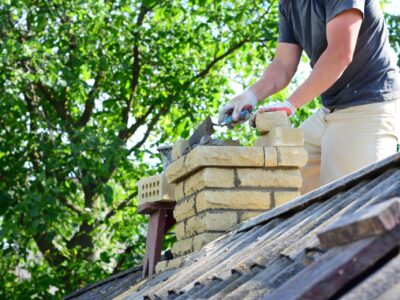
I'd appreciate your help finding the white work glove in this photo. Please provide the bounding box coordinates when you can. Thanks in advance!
[218,90,257,125]
[249,100,297,127]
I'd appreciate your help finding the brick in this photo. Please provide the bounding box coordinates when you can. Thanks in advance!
[137,173,175,205]
[172,139,190,161]
[196,190,271,213]
[167,146,264,183]
[185,211,238,237]
[166,155,189,184]
[174,181,185,201]
[193,232,223,251]
[274,191,301,207]
[255,111,291,134]
[173,195,196,222]
[155,260,168,274]
[183,168,235,197]
[155,257,185,274]
[172,237,193,257]
[175,222,186,240]
[255,128,304,147]
[277,146,308,167]
[167,256,185,269]
[264,147,278,167]
[237,169,302,188]
[239,211,264,223]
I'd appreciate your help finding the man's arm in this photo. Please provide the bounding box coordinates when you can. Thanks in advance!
[288,9,363,109]
[218,42,302,123]
[249,42,302,101]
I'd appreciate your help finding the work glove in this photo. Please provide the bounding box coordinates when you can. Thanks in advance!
[218,90,257,125]
[249,100,297,127]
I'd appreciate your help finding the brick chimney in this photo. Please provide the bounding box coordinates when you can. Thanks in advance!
[156,112,307,273]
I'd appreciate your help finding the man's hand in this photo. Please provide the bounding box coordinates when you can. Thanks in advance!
[218,90,257,125]
[249,100,296,127]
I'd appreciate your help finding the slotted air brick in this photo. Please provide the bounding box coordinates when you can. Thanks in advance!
[166,146,264,183]
[185,211,238,238]
[195,190,271,213]
[236,169,302,188]
[137,173,175,205]
[274,191,302,207]
[255,111,291,134]
[174,195,196,222]
[183,168,235,197]
[172,139,190,161]
[255,128,304,147]
[277,146,308,167]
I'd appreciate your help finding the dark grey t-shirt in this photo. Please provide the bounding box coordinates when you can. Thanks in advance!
[279,0,400,110]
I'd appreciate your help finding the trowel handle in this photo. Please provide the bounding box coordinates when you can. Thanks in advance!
[224,110,251,126]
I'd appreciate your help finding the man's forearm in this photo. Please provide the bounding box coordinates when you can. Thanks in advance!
[288,47,351,108]
[248,60,293,102]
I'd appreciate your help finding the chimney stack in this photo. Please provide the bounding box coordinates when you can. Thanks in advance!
[156,112,307,273]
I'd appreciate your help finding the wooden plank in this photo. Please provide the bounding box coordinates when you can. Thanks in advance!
[318,198,400,248]
[236,153,400,233]
[262,227,400,300]
[137,201,176,215]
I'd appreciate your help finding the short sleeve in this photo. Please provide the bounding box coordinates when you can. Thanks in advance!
[325,0,365,23]
[278,4,299,44]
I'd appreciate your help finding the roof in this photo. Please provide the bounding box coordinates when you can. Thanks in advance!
[64,266,143,300]
[116,152,400,300]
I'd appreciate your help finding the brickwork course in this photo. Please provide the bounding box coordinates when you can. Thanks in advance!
[156,111,308,273]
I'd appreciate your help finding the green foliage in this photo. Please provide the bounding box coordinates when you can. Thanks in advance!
[0,0,399,298]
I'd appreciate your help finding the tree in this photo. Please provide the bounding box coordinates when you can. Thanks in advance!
[0,1,280,298]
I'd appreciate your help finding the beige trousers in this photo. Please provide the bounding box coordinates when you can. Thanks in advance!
[300,99,400,194]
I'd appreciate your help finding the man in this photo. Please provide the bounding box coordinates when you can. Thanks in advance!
[218,0,400,194]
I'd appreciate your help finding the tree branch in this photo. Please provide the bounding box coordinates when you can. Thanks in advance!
[121,5,152,125]
[192,37,249,82]
[97,192,137,227]
[59,195,83,214]
[76,71,104,127]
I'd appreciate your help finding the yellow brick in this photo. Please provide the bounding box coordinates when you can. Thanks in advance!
[183,168,235,196]
[185,211,238,237]
[171,237,193,257]
[196,190,271,213]
[277,146,308,167]
[173,195,196,222]
[167,146,265,183]
[264,147,278,167]
[274,191,301,207]
[255,128,304,147]
[166,155,189,184]
[155,260,168,274]
[175,222,186,240]
[239,211,264,223]
[237,169,302,188]
[172,139,190,161]
[193,232,223,251]
[174,181,185,201]
[255,111,291,134]
[167,256,184,270]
